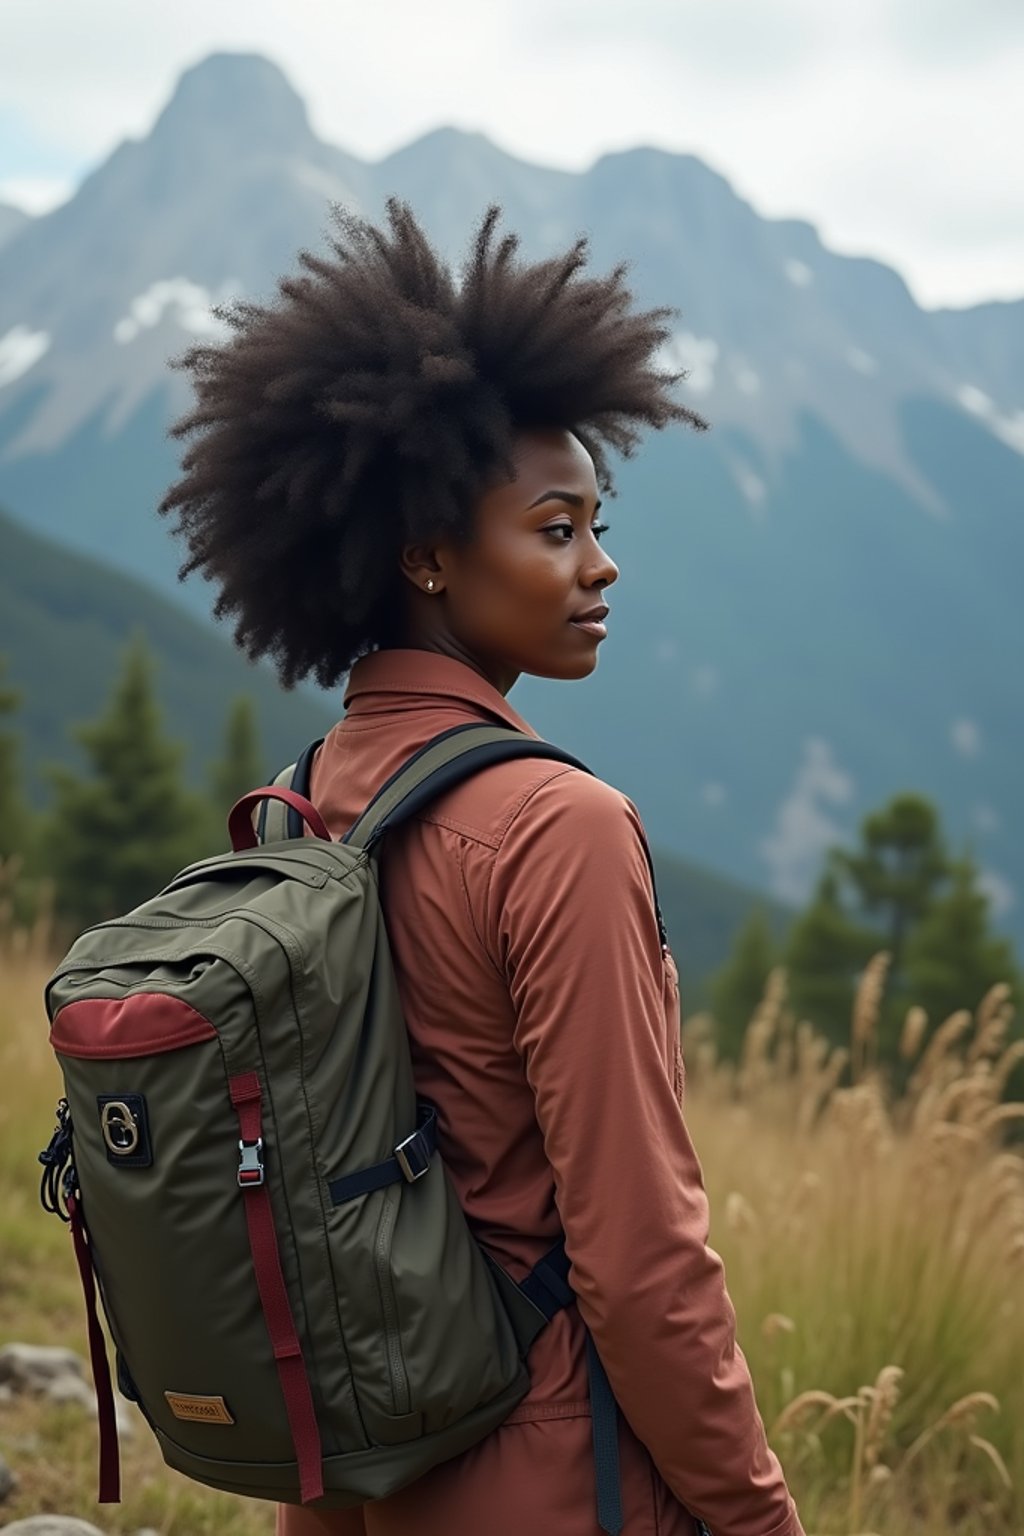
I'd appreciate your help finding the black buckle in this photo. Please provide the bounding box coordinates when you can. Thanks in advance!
[393,1129,430,1183]
[237,1138,265,1187]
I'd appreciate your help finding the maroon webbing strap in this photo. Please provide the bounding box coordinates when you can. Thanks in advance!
[227,788,331,851]
[229,1071,324,1503]
[66,1192,120,1503]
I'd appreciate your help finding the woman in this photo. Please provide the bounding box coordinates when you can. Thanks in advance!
[160,201,804,1536]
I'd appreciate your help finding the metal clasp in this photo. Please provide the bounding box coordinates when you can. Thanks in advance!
[237,1138,265,1187]
[393,1130,430,1184]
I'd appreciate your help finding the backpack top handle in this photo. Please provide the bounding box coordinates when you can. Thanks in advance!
[228,787,331,851]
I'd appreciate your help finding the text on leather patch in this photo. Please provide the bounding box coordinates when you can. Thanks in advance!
[164,1391,234,1424]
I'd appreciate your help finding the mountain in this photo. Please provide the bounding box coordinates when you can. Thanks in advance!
[0,500,794,1010]
[0,201,30,253]
[0,50,1020,958]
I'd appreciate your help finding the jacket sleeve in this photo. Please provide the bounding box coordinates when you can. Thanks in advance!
[485,769,804,1536]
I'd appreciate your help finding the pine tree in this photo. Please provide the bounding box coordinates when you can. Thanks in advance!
[831,794,950,983]
[709,906,779,1061]
[903,850,1021,1025]
[782,860,881,1048]
[209,696,265,821]
[43,636,206,930]
[0,656,24,862]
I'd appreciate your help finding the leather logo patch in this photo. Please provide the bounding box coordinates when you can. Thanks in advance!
[164,1391,234,1425]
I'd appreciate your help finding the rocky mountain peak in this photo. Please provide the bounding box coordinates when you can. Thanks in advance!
[148,51,314,157]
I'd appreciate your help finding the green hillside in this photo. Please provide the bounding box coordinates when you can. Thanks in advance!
[0,501,796,1003]
[653,852,795,1016]
[0,502,338,798]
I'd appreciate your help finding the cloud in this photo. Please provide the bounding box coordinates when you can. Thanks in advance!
[532,0,829,77]
[883,0,1024,67]
[759,738,856,905]
[0,175,71,214]
[1,1,1022,306]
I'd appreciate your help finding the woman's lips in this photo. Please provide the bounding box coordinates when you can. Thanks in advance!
[569,619,608,639]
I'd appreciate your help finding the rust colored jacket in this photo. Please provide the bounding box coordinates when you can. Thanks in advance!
[278,648,804,1536]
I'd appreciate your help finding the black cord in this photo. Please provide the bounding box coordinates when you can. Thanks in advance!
[38,1097,75,1223]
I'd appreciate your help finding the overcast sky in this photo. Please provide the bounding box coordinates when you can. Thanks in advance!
[1,0,1021,310]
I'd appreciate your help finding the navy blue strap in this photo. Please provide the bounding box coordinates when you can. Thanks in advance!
[585,1333,624,1536]
[286,737,325,837]
[518,1236,576,1317]
[328,1104,437,1204]
[517,1234,623,1536]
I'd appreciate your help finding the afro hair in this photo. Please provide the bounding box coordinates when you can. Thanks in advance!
[158,199,707,688]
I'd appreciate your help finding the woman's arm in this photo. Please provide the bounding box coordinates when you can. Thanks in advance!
[486,769,804,1536]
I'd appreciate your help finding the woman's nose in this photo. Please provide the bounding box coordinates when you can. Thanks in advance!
[592,551,618,588]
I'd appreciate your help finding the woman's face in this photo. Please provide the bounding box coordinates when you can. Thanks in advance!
[398,428,619,695]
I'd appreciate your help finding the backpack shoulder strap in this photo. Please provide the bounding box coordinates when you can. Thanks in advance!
[261,722,668,946]
[340,723,589,852]
[345,723,668,949]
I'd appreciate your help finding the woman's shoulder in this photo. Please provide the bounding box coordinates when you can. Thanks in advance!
[413,746,638,854]
[506,758,639,829]
[485,758,648,879]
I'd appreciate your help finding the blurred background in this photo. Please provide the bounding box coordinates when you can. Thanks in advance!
[1,5,1022,1532]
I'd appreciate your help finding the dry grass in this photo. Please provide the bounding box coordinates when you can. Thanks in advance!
[682,961,1024,1534]
[2,916,1022,1534]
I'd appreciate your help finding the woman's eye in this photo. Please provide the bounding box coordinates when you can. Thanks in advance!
[545,523,610,542]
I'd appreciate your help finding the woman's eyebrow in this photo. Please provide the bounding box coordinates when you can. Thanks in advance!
[526,490,603,512]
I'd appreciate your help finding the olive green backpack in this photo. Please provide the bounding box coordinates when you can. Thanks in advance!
[39,722,673,1534]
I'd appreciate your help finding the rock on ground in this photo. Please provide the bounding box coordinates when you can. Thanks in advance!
[0,1342,135,1438]
[0,1344,86,1393]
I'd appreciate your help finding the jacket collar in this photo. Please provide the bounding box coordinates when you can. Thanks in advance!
[342,648,541,738]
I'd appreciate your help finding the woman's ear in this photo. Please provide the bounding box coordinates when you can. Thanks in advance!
[399,543,445,594]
